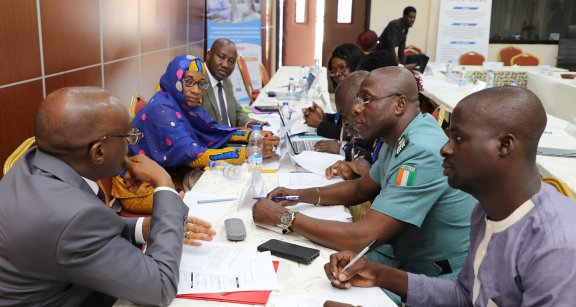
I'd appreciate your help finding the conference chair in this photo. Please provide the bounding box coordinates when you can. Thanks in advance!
[406,45,422,53]
[542,177,575,200]
[458,51,485,65]
[431,105,449,136]
[129,94,148,120]
[510,53,540,66]
[498,46,522,66]
[237,55,255,103]
[3,136,113,206]
[260,62,270,87]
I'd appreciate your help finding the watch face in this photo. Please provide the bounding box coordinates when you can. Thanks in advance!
[280,211,292,225]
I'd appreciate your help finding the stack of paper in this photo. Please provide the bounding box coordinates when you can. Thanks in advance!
[292,151,344,176]
[272,286,397,307]
[177,242,279,295]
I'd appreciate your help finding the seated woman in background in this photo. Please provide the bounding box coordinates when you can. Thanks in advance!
[113,55,278,214]
[304,44,365,140]
[327,43,365,90]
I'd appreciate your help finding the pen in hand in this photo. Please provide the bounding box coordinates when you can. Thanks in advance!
[253,196,300,201]
[340,239,378,274]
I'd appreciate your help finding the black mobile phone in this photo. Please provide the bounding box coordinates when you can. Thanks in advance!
[257,239,320,264]
[255,105,279,112]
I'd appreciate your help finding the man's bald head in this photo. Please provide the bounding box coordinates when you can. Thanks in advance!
[210,38,236,51]
[335,70,369,116]
[35,87,129,155]
[367,66,419,104]
[457,86,546,160]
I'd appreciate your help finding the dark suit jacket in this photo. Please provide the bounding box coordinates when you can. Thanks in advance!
[0,148,189,306]
[202,76,251,127]
[317,113,343,140]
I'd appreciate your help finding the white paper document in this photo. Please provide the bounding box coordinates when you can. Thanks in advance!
[278,172,343,189]
[183,192,235,226]
[272,286,396,307]
[539,128,576,150]
[177,242,279,294]
[292,151,344,176]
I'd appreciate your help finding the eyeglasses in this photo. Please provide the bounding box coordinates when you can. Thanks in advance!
[328,64,349,77]
[91,127,143,146]
[182,78,210,90]
[354,93,402,107]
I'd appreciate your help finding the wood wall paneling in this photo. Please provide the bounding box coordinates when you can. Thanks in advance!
[102,0,139,62]
[103,58,140,108]
[189,0,206,46]
[0,81,44,170]
[45,66,103,96]
[40,0,101,74]
[0,0,42,86]
[169,0,188,47]
[141,51,169,100]
[140,0,169,53]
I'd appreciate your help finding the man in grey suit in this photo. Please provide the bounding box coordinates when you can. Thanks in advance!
[0,87,211,306]
[203,38,258,128]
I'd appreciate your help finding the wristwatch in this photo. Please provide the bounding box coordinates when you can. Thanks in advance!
[279,209,297,233]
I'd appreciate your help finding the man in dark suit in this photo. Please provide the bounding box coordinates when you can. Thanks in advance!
[202,38,255,127]
[0,87,211,306]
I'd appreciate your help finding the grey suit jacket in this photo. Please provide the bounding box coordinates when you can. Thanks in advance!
[0,148,189,306]
[202,77,252,127]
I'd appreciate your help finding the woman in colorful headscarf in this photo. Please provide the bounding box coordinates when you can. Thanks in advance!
[113,55,278,213]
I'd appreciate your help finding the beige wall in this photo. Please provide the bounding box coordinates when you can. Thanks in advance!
[370,0,558,66]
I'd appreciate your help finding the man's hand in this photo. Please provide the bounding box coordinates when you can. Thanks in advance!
[123,155,173,191]
[252,198,287,227]
[347,159,372,178]
[266,187,302,206]
[314,140,341,154]
[325,161,356,180]
[303,101,325,128]
[183,216,216,246]
[323,301,357,307]
[324,250,378,289]
[262,134,280,158]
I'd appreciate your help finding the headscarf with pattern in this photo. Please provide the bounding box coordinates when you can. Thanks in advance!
[129,55,237,169]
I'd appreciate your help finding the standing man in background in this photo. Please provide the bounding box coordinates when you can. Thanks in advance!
[375,6,417,66]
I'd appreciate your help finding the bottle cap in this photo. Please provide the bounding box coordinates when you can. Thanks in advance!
[208,161,217,168]
[283,101,289,106]
[252,125,261,130]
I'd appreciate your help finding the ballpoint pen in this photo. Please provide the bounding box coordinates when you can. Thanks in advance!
[340,239,378,274]
[197,198,237,204]
[252,196,300,201]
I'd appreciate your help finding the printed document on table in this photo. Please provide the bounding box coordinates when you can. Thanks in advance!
[272,286,396,307]
[292,151,344,176]
[183,192,235,226]
[178,242,279,294]
[278,172,343,189]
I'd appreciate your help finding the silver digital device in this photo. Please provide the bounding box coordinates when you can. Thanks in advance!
[224,218,246,241]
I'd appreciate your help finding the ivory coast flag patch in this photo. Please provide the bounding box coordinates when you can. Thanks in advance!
[395,164,416,186]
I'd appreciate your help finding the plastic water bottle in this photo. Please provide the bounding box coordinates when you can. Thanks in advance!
[299,65,306,80]
[458,66,467,88]
[287,77,297,100]
[208,161,241,179]
[445,61,453,80]
[485,70,494,88]
[510,78,517,86]
[247,125,263,169]
[300,76,309,100]
[281,101,291,120]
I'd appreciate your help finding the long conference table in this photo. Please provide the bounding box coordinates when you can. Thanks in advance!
[114,67,345,307]
[421,67,576,195]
